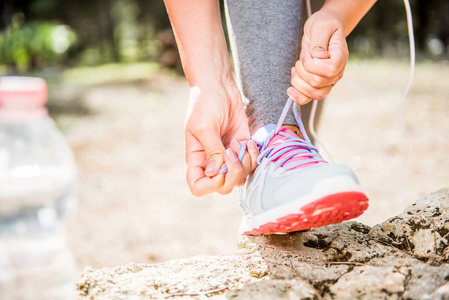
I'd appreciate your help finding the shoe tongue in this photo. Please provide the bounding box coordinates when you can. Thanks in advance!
[251,124,277,145]
[251,124,300,146]
[252,124,320,170]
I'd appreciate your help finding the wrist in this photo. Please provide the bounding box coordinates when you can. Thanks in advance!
[187,60,234,89]
[319,0,376,36]
[307,9,345,34]
[189,71,241,107]
[185,44,234,88]
[189,71,239,97]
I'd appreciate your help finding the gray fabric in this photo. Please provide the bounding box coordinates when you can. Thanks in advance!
[224,0,304,133]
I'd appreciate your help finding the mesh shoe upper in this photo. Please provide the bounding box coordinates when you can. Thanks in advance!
[238,98,368,235]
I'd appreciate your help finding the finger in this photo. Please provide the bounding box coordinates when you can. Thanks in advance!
[301,50,345,79]
[302,27,348,78]
[187,127,225,177]
[237,139,260,186]
[294,62,343,88]
[289,71,333,103]
[327,28,349,73]
[246,139,259,173]
[217,148,243,195]
[287,67,311,104]
[185,131,225,196]
[287,87,312,105]
[186,162,224,197]
[238,153,251,186]
[308,23,333,59]
[230,140,249,182]
[230,139,253,186]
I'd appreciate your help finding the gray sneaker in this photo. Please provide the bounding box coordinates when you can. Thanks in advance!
[239,99,369,235]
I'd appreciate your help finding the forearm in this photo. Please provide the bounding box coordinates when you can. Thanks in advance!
[164,0,232,87]
[320,0,377,36]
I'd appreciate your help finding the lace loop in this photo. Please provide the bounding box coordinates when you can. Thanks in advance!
[217,98,325,175]
[255,98,326,172]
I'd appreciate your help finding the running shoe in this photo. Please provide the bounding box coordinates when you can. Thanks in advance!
[239,98,369,235]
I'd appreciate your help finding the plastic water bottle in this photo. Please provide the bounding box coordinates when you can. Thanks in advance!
[0,76,77,299]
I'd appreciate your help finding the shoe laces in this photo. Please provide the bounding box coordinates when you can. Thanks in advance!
[256,98,326,173]
[218,98,325,175]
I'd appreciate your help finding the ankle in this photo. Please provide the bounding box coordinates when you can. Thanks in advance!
[283,125,304,139]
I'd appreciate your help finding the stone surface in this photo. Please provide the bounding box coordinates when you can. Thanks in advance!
[76,188,449,299]
[369,188,449,261]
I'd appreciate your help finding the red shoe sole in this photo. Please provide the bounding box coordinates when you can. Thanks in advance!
[242,191,369,235]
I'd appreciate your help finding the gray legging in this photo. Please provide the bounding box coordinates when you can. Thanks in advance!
[224,0,324,138]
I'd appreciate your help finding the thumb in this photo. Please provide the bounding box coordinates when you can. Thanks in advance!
[196,129,226,177]
[308,26,333,59]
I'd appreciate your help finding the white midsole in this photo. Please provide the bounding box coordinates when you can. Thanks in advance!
[239,175,365,235]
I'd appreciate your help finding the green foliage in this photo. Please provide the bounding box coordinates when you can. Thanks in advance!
[0,15,76,73]
[1,0,447,73]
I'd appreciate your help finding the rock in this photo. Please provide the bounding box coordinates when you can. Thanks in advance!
[329,266,406,300]
[369,188,449,261]
[227,280,318,300]
[76,188,449,299]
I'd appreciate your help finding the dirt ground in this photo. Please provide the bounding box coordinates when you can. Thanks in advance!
[57,60,449,276]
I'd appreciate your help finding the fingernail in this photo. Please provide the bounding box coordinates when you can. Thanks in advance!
[205,160,216,173]
[226,148,238,162]
[311,46,326,52]
[301,51,306,59]
[291,67,296,74]
[231,139,240,151]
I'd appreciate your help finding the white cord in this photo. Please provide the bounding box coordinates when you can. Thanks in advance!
[305,0,312,17]
[398,0,415,205]
[309,99,334,162]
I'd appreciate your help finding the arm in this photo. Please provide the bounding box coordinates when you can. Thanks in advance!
[319,0,377,37]
[288,0,377,105]
[164,0,258,196]
[164,0,231,87]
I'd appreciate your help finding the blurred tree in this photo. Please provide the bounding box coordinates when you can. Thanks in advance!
[0,0,447,73]
[0,13,76,73]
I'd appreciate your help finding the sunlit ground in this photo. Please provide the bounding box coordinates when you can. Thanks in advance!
[6,59,448,276]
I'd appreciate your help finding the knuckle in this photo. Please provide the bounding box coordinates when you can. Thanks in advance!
[186,179,201,197]
[206,148,224,160]
[217,187,232,195]
[189,186,203,197]
[325,65,339,77]
[309,76,322,88]
[291,76,303,89]
[295,60,302,70]
[311,89,325,100]
[229,164,243,176]
[302,59,312,72]
[192,121,210,134]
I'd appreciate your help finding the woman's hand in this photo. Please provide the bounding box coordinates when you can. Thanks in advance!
[165,0,259,196]
[185,81,259,196]
[287,0,376,105]
[288,9,348,105]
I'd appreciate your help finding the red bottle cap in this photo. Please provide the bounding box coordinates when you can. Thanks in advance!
[0,76,48,120]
